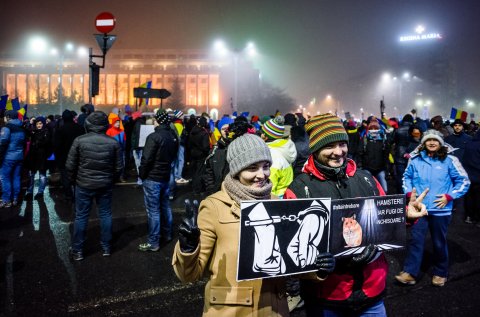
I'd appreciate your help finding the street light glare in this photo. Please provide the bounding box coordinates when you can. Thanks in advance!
[65,42,74,51]
[50,48,59,56]
[29,36,48,54]
[77,46,88,57]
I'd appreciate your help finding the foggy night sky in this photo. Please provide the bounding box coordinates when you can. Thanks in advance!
[1,0,479,116]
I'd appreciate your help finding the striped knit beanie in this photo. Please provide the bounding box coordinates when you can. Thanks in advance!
[262,118,285,140]
[227,134,272,176]
[305,113,349,154]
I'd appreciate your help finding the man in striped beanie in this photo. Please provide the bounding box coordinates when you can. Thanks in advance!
[284,113,389,316]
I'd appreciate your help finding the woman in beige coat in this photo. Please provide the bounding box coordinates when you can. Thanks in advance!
[172,133,290,317]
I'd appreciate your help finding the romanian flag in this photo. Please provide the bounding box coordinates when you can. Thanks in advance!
[138,81,152,107]
[450,107,468,122]
[0,95,8,110]
[17,104,27,121]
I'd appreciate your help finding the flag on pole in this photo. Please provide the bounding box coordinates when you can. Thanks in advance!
[0,95,8,110]
[138,81,152,107]
[17,104,27,121]
[450,107,468,122]
[11,97,20,111]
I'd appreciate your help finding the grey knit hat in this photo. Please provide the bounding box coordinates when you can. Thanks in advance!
[227,134,272,176]
[420,129,445,146]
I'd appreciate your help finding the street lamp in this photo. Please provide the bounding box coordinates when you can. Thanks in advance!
[212,40,258,113]
[28,36,87,113]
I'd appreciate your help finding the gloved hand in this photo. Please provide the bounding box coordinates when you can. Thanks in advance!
[178,199,200,253]
[315,252,336,278]
[349,244,378,267]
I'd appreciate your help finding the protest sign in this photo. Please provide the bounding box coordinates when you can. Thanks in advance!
[139,125,155,147]
[237,194,406,281]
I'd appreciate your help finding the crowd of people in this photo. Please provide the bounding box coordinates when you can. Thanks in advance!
[0,103,478,316]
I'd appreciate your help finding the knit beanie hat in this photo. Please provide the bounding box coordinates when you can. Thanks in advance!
[218,116,234,130]
[262,118,285,140]
[5,110,18,119]
[155,109,170,125]
[227,134,272,177]
[420,129,445,146]
[305,113,349,154]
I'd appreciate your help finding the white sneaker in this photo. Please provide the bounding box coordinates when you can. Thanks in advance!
[175,178,189,184]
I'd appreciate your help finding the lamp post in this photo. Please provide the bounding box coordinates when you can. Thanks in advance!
[29,37,87,113]
[212,40,257,113]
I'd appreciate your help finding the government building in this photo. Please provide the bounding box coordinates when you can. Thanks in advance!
[0,48,259,120]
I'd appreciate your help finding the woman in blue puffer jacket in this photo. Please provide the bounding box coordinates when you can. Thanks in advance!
[395,129,470,287]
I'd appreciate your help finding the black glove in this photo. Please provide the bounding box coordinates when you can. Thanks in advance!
[315,252,336,278]
[349,244,378,267]
[178,199,200,253]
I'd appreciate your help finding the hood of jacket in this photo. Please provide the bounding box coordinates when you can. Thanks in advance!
[267,138,297,164]
[85,111,109,133]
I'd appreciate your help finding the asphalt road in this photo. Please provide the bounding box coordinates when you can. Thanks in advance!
[1,178,480,316]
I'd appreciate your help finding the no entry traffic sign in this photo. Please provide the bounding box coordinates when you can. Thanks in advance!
[95,12,116,34]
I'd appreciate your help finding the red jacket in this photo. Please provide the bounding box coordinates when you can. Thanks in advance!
[285,156,387,310]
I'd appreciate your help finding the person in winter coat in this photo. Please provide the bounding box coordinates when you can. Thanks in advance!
[188,116,210,196]
[396,129,470,287]
[66,111,122,260]
[284,113,388,316]
[462,130,480,223]
[393,114,414,192]
[445,119,472,223]
[203,116,235,196]
[0,110,26,208]
[345,119,361,162]
[290,124,310,178]
[130,111,147,186]
[172,133,290,317]
[24,116,52,200]
[54,110,84,200]
[358,118,390,193]
[106,116,127,182]
[261,117,297,197]
[138,110,179,251]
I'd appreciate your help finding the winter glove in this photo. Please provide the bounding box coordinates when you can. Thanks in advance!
[178,199,200,253]
[349,244,378,267]
[315,252,336,278]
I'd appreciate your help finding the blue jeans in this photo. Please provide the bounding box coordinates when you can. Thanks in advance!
[2,159,22,202]
[142,179,172,247]
[173,145,185,180]
[27,170,47,194]
[403,215,452,278]
[72,186,113,252]
[305,300,386,317]
[133,149,143,185]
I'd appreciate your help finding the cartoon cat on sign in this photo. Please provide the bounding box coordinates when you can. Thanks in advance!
[342,214,363,247]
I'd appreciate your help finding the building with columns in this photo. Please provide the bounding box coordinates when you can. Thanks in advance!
[0,48,259,120]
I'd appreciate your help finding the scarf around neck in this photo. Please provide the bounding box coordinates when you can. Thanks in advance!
[223,174,272,205]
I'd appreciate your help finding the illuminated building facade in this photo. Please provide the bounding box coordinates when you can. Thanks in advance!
[0,49,259,119]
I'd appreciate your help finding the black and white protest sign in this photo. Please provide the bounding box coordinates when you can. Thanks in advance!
[237,198,331,281]
[237,194,407,281]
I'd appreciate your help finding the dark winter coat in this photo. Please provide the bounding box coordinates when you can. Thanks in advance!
[445,131,472,163]
[188,125,210,160]
[139,125,179,182]
[131,116,147,150]
[358,131,389,172]
[66,112,122,189]
[462,131,480,183]
[204,138,229,195]
[54,112,84,167]
[25,128,51,171]
[393,121,413,165]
